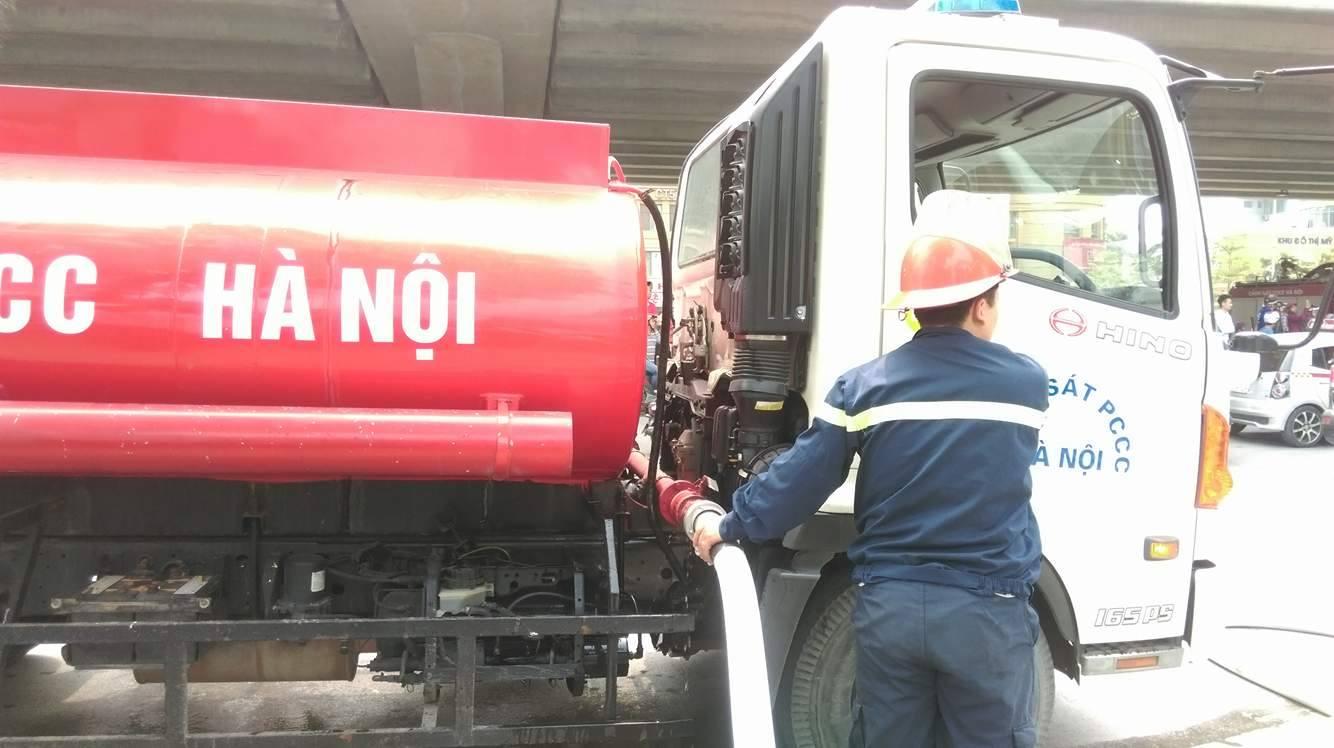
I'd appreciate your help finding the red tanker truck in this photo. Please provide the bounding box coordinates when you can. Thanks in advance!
[0,84,714,745]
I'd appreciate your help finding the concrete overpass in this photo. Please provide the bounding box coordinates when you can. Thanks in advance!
[3,0,1332,196]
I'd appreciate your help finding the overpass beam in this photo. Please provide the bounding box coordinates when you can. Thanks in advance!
[342,0,556,118]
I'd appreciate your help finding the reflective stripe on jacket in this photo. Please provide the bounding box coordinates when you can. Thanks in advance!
[718,326,1049,597]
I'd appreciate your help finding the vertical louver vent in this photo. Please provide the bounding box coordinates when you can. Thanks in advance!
[713,42,821,337]
[717,124,750,279]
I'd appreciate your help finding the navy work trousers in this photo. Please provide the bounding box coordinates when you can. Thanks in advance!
[849,579,1038,748]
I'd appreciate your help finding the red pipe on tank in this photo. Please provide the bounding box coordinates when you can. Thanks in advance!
[626,451,707,528]
[0,402,572,481]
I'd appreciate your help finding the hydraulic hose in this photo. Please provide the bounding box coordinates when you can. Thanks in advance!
[634,187,688,585]
[626,452,776,748]
[1207,623,1334,718]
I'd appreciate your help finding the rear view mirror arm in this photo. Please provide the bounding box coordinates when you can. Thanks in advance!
[1164,57,1334,120]
[1253,65,1334,80]
[1166,77,1262,120]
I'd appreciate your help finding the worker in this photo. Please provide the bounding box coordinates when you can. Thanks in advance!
[1214,294,1236,336]
[645,314,659,392]
[690,190,1050,748]
[1258,295,1280,333]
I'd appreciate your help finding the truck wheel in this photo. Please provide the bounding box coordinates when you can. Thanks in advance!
[777,576,857,748]
[1282,405,1324,447]
[777,577,1056,747]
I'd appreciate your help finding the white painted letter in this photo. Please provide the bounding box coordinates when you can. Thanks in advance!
[401,268,448,344]
[261,264,315,341]
[340,268,395,342]
[43,255,97,335]
[1094,320,1125,344]
[203,263,256,339]
[0,253,33,333]
[456,271,475,344]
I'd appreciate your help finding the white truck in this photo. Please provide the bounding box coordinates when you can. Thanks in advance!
[660,2,1334,744]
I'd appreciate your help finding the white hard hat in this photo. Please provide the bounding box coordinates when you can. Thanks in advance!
[887,189,1015,310]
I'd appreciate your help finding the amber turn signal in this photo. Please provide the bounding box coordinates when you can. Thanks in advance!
[1196,406,1233,509]
[1144,536,1179,561]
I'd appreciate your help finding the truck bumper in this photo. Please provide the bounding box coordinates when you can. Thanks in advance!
[1080,639,1185,675]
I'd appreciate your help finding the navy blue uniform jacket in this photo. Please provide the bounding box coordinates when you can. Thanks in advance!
[718,326,1049,597]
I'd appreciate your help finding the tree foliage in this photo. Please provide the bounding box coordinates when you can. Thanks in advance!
[1274,253,1307,281]
[1210,236,1262,296]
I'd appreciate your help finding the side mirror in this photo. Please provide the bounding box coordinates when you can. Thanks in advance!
[1137,195,1162,260]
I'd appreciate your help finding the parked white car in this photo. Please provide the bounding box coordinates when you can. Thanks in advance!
[1230,331,1334,447]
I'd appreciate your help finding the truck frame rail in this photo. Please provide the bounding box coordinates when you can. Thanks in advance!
[0,614,695,746]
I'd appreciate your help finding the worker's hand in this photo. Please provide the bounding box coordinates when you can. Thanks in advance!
[690,512,724,565]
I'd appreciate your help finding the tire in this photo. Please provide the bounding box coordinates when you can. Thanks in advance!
[777,576,1056,747]
[1033,619,1056,741]
[1281,405,1324,447]
[1229,423,1247,437]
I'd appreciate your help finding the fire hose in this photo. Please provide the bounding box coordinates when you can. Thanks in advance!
[627,451,776,748]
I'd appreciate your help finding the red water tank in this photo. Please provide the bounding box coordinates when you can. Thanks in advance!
[0,86,647,480]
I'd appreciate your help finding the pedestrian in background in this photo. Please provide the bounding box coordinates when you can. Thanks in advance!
[1289,302,1311,332]
[645,315,659,391]
[1214,294,1235,335]
[1258,295,1280,333]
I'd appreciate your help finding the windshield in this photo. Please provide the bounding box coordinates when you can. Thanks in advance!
[924,83,1169,313]
[676,141,722,265]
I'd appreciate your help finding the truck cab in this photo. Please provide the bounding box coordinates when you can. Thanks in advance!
[666,5,1267,744]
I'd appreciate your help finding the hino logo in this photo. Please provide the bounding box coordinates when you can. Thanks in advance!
[1048,308,1086,337]
[1095,321,1192,360]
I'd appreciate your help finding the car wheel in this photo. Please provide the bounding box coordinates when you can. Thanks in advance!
[1229,423,1247,436]
[776,575,1055,747]
[1282,405,1324,448]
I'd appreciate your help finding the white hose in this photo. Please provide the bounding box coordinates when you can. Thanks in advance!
[711,541,777,748]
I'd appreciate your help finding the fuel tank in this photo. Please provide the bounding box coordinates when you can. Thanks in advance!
[0,85,646,480]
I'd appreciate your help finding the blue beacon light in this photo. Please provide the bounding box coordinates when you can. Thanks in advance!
[930,0,1022,13]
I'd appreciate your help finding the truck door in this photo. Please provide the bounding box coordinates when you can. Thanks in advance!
[884,45,1207,649]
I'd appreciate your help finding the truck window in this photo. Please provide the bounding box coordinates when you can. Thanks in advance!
[916,80,1171,313]
[676,141,722,266]
[1312,346,1334,370]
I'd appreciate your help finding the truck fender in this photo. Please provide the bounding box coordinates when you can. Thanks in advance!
[1033,557,1080,681]
[756,514,856,698]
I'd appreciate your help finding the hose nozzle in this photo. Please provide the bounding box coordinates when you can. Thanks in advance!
[626,450,717,532]
[657,477,712,530]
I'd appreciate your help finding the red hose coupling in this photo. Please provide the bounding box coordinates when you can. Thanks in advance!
[658,478,708,529]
